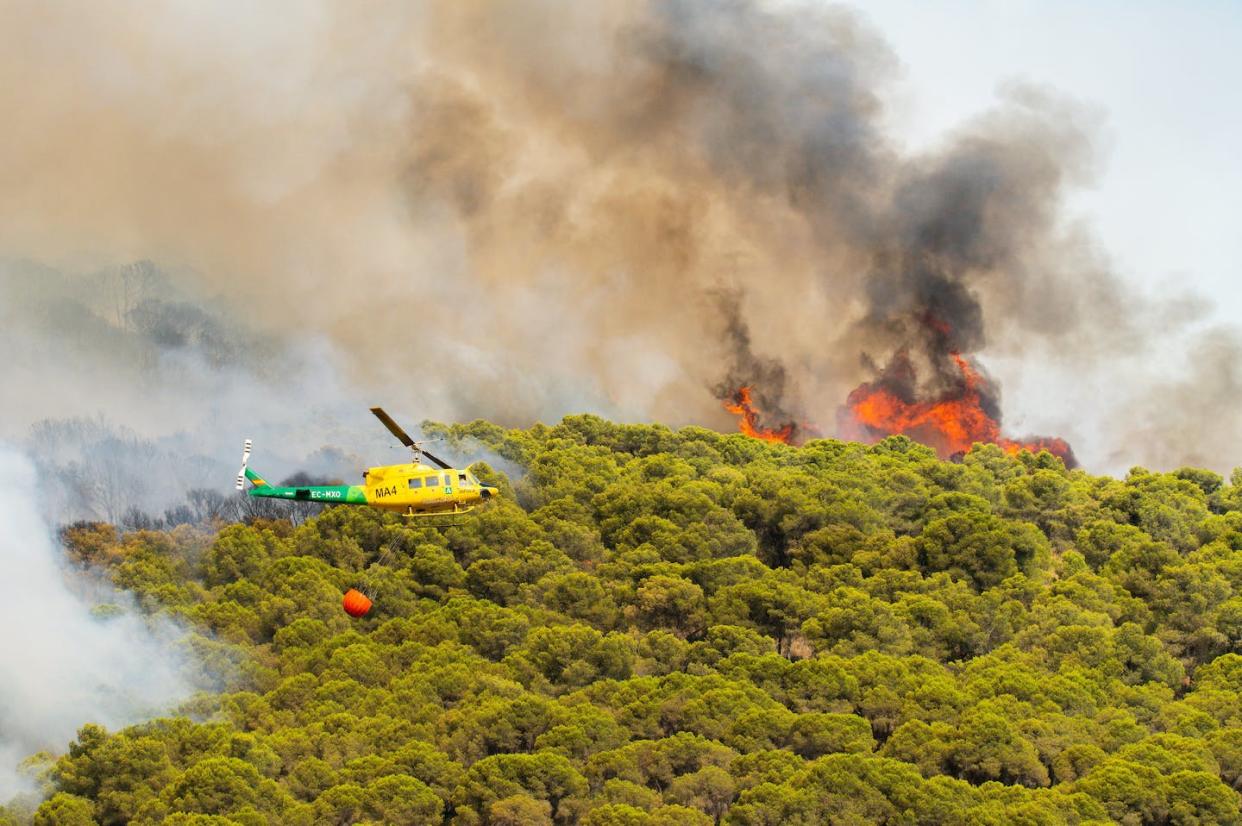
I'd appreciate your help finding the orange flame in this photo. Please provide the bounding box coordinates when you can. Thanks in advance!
[843,353,1075,465]
[724,386,797,444]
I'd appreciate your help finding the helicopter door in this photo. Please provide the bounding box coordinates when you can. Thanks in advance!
[421,472,449,504]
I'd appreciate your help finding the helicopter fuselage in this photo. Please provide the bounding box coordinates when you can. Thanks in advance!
[243,461,497,516]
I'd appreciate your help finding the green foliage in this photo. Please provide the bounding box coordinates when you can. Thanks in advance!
[33,794,96,826]
[20,417,1242,823]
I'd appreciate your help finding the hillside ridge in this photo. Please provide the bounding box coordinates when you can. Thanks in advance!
[8,415,1242,825]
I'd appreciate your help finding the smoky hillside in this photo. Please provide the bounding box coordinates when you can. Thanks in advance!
[6,417,1242,825]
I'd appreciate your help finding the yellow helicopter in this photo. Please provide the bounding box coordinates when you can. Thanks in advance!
[236,407,499,518]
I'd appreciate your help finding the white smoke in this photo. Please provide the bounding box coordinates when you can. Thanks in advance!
[0,445,191,799]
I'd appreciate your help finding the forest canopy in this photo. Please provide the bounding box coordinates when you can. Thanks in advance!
[7,415,1242,825]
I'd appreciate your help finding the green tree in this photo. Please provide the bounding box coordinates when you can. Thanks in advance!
[917,513,1049,590]
[633,576,708,638]
[34,793,97,826]
[455,753,588,824]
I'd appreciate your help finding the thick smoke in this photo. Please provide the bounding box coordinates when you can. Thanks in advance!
[1115,327,1242,472]
[0,259,394,521]
[0,0,1236,483]
[0,446,192,798]
[711,290,807,433]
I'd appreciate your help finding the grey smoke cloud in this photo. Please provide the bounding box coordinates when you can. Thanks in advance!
[0,0,1235,480]
[0,446,192,799]
[1114,326,1242,473]
[0,259,377,521]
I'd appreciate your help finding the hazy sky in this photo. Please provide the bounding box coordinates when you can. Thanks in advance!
[858,0,1241,314]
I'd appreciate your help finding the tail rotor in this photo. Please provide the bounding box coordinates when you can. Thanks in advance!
[236,439,252,491]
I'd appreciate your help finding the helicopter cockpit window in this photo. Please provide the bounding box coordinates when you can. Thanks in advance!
[408,477,422,489]
[458,473,470,486]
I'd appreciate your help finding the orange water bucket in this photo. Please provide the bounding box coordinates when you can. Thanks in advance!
[342,588,373,618]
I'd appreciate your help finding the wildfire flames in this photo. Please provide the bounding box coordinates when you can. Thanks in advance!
[841,353,1076,465]
[724,355,1076,466]
[724,386,799,445]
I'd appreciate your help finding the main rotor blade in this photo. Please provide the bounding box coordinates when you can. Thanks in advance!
[371,407,414,448]
[420,449,453,470]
